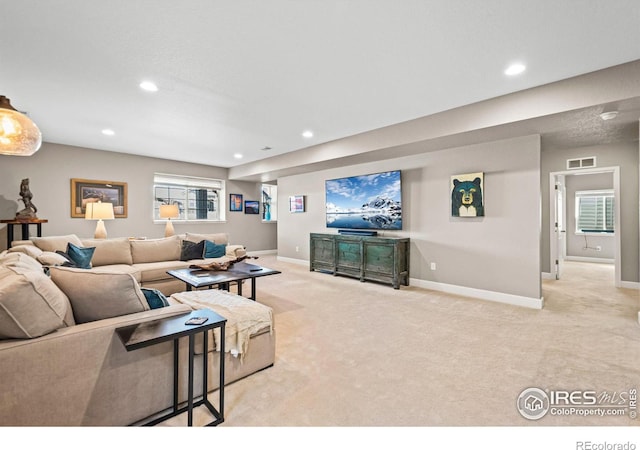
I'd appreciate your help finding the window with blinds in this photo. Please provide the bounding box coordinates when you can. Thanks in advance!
[575,190,614,233]
[153,173,226,222]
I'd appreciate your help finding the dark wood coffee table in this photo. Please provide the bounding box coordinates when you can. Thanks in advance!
[167,261,281,300]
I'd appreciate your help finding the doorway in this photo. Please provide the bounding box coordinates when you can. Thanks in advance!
[549,166,621,286]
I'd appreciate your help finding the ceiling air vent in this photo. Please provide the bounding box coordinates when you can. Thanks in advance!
[567,156,596,170]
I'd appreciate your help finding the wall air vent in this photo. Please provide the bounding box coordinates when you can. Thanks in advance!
[567,156,596,170]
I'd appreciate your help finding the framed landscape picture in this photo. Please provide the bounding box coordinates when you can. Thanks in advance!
[230,193,243,212]
[70,178,127,218]
[244,200,259,214]
[289,195,305,213]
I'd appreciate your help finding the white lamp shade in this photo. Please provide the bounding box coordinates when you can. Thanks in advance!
[85,201,115,220]
[0,96,42,156]
[159,204,179,219]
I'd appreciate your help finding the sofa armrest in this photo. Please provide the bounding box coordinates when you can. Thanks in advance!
[226,244,246,258]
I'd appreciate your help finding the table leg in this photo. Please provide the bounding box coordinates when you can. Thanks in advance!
[173,339,179,413]
[36,223,42,237]
[250,277,257,300]
[202,328,208,405]
[6,225,13,249]
[187,334,195,426]
[237,280,243,296]
[21,223,29,240]
[219,322,225,420]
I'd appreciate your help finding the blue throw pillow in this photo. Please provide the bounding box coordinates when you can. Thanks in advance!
[140,288,170,309]
[203,240,226,258]
[66,242,95,269]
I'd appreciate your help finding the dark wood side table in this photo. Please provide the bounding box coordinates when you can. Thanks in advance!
[0,218,48,248]
[116,309,227,426]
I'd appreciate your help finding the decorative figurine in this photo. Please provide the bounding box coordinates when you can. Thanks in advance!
[16,178,38,219]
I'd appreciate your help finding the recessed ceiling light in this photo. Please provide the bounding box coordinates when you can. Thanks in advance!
[599,111,618,121]
[102,129,115,136]
[302,130,314,138]
[504,63,526,76]
[233,153,243,159]
[139,81,158,92]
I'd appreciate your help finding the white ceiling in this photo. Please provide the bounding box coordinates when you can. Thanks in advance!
[2,0,640,169]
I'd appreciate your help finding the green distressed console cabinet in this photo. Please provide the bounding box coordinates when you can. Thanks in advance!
[310,233,410,289]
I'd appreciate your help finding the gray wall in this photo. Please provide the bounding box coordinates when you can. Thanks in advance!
[277,134,542,300]
[540,142,639,282]
[0,143,277,251]
[565,172,614,259]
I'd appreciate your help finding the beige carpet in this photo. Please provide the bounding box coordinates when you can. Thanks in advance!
[160,256,639,427]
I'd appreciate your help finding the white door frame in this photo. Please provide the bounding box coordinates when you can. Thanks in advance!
[549,166,621,287]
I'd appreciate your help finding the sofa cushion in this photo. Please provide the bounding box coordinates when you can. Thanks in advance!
[89,264,142,282]
[0,265,75,339]
[184,232,228,245]
[49,267,150,324]
[36,252,70,266]
[132,260,190,283]
[140,288,170,309]
[0,251,46,272]
[180,240,205,261]
[130,236,181,264]
[204,241,226,258]
[81,237,133,266]
[7,244,43,258]
[31,234,83,253]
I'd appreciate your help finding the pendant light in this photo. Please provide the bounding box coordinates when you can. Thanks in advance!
[0,95,42,156]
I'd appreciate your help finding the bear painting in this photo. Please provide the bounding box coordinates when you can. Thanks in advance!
[451,172,484,217]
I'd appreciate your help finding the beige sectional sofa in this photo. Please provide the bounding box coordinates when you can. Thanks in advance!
[0,233,276,426]
[9,232,248,296]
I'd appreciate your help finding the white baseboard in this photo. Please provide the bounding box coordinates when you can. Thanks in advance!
[620,280,640,290]
[249,249,277,256]
[541,272,554,280]
[565,256,615,264]
[410,278,544,310]
[276,255,309,266]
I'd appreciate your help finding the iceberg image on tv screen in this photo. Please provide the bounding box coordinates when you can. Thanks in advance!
[325,170,402,230]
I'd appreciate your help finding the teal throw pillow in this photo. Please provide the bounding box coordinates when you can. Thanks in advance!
[140,288,170,309]
[180,240,205,261]
[66,242,95,269]
[204,240,226,258]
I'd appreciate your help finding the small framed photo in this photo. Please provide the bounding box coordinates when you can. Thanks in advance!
[229,194,243,212]
[244,200,260,214]
[289,195,305,213]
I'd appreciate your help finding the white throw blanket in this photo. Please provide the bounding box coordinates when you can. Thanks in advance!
[170,290,273,361]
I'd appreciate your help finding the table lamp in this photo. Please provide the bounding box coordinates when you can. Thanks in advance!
[85,201,115,239]
[159,204,179,237]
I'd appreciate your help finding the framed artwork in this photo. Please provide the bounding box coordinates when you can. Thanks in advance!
[229,193,243,212]
[450,172,484,217]
[70,178,127,218]
[244,200,260,214]
[289,195,305,213]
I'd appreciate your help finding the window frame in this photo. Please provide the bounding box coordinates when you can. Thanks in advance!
[153,173,226,223]
[574,189,614,235]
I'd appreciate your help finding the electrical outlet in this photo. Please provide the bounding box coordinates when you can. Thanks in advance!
[430,262,436,271]
[295,246,299,252]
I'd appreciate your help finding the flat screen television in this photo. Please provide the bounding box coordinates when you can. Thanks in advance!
[325,170,402,230]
